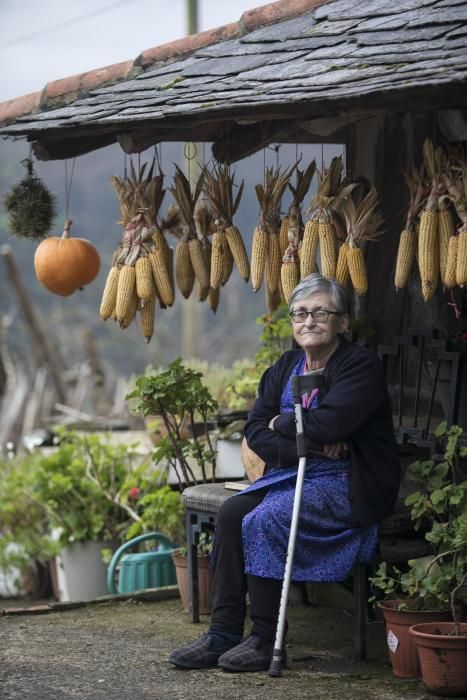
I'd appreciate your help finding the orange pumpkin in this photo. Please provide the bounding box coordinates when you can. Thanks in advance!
[34,219,100,296]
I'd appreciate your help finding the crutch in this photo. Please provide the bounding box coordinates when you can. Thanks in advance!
[269,372,326,677]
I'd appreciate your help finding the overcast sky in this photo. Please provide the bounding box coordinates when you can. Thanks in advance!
[0,0,259,102]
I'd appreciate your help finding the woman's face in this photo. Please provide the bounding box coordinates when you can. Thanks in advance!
[291,292,349,356]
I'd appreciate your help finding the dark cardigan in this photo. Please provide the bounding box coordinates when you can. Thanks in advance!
[243,338,401,527]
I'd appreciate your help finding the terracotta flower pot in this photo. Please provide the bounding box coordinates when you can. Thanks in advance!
[378,600,452,679]
[172,552,213,614]
[410,622,467,697]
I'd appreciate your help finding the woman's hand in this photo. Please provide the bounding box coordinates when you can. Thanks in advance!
[268,416,279,430]
[323,442,348,459]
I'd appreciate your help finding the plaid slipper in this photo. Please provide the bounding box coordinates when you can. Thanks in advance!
[169,633,240,669]
[218,634,286,673]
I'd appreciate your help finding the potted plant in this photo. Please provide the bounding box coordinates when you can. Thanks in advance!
[370,421,467,679]
[127,357,218,489]
[0,430,184,601]
[408,424,467,697]
[171,531,214,614]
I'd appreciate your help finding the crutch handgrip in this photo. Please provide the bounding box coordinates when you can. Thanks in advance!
[291,373,326,402]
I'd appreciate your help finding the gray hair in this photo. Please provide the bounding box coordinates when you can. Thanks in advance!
[289,273,351,315]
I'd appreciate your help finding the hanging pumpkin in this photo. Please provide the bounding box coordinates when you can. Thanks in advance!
[34,219,100,296]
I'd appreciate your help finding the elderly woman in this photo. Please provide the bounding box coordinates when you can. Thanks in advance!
[169,273,400,672]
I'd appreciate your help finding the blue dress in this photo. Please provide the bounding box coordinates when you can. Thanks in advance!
[241,356,378,582]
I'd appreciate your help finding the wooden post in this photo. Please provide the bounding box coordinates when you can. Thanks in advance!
[1,245,67,404]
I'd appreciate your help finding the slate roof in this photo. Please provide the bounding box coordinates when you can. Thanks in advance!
[1,0,466,159]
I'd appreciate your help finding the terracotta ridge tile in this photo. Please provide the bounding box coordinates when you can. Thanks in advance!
[45,59,134,99]
[0,91,42,124]
[137,22,239,68]
[240,0,330,31]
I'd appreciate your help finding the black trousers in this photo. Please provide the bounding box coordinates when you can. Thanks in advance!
[209,489,283,642]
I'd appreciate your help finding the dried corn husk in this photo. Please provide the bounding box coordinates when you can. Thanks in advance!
[395,163,425,291]
[341,187,384,296]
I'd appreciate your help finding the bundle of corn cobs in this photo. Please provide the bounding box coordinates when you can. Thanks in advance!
[294,157,381,299]
[394,140,467,300]
[250,156,383,307]
[100,159,176,343]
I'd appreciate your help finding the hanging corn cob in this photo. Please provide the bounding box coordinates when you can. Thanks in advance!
[139,289,156,343]
[443,151,467,288]
[202,164,248,294]
[335,241,350,287]
[106,159,173,341]
[251,223,269,292]
[309,157,355,280]
[168,165,206,299]
[116,265,138,327]
[300,218,319,279]
[341,187,384,297]
[279,216,289,257]
[444,235,458,289]
[253,164,296,294]
[281,243,300,303]
[418,140,445,301]
[99,262,120,320]
[394,163,425,291]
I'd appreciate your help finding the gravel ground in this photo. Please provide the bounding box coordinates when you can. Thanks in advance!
[0,592,439,700]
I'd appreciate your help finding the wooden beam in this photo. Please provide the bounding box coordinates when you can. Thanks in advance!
[32,133,117,161]
[211,119,296,163]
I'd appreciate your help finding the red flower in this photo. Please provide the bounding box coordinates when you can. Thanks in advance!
[128,487,140,500]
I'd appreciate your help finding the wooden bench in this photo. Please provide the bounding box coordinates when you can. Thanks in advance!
[182,480,432,662]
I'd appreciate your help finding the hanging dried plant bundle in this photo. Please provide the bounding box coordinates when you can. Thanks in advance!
[284,159,316,286]
[252,163,296,293]
[104,158,174,340]
[394,163,425,291]
[169,165,206,298]
[203,164,249,286]
[418,139,446,301]
[341,188,384,296]
[4,157,56,240]
[443,146,467,288]
[309,157,355,280]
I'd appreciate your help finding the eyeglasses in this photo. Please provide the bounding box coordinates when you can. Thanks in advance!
[290,309,340,323]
